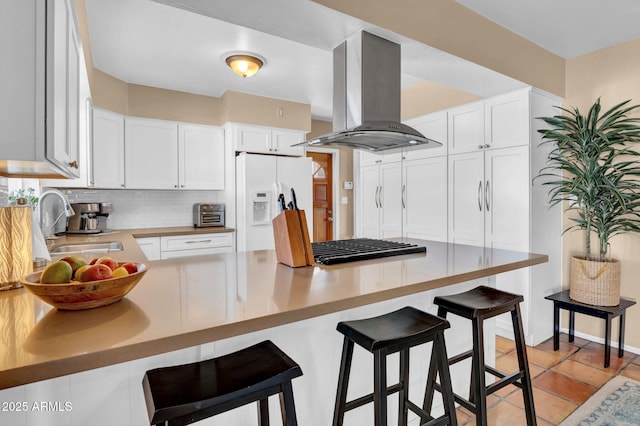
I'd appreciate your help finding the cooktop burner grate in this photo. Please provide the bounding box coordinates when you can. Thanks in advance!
[311,238,426,265]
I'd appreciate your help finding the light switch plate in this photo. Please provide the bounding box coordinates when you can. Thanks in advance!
[341,196,348,205]
[343,181,353,190]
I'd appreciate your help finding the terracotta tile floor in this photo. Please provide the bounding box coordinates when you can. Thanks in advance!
[453,333,639,425]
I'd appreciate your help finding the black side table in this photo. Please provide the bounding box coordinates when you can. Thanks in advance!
[545,290,636,368]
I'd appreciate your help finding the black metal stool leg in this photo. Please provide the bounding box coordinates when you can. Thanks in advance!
[471,317,487,426]
[258,398,270,426]
[333,336,354,426]
[373,350,388,426]
[511,305,536,426]
[398,349,410,426]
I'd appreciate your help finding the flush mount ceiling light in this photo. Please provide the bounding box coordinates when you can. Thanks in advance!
[224,52,265,78]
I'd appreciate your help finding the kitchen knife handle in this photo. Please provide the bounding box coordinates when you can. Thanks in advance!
[291,188,298,210]
[477,180,483,211]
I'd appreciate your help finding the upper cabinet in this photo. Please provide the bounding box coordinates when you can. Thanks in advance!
[121,116,225,190]
[447,101,485,155]
[484,89,530,149]
[0,0,82,178]
[231,123,306,156]
[178,124,225,190]
[91,108,125,189]
[403,110,448,160]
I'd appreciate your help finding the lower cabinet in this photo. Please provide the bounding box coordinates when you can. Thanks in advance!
[136,233,234,261]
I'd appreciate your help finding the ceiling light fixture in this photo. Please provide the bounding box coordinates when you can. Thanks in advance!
[224,53,265,78]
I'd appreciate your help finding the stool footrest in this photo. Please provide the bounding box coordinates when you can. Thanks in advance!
[448,349,473,365]
[404,400,450,426]
[344,383,403,412]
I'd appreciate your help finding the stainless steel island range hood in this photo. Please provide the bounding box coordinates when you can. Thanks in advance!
[296,31,442,153]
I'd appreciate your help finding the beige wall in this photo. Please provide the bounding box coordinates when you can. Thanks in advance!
[563,38,640,349]
[221,91,310,131]
[401,81,482,120]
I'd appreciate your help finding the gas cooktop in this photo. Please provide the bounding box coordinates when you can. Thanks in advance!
[310,238,426,265]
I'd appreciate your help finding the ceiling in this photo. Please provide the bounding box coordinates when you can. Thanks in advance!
[85,0,640,121]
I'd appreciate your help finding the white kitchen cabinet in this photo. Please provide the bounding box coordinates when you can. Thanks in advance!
[484,89,529,149]
[403,110,448,160]
[91,108,125,188]
[231,123,306,156]
[178,124,225,190]
[135,237,161,261]
[160,233,234,259]
[124,118,225,190]
[0,0,81,178]
[359,151,404,166]
[136,233,234,260]
[447,101,484,155]
[125,117,179,189]
[402,156,448,242]
[357,162,403,238]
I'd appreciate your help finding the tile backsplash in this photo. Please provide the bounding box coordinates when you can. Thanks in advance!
[47,188,222,229]
[0,177,7,206]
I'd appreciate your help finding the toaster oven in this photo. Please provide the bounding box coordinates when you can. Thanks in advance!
[193,203,225,227]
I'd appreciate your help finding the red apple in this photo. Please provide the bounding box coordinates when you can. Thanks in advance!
[78,264,113,282]
[121,262,138,274]
[96,256,118,271]
[89,257,98,265]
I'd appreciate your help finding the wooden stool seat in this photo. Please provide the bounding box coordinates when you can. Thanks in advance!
[333,306,458,426]
[425,286,536,426]
[142,340,303,425]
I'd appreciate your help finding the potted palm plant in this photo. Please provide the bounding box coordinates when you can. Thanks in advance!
[537,99,640,306]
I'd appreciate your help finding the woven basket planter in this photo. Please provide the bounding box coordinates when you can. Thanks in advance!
[569,256,621,306]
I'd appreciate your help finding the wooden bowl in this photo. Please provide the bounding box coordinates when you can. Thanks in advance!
[20,262,148,310]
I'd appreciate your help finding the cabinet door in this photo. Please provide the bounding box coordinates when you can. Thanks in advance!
[484,146,529,251]
[135,237,160,261]
[124,117,178,189]
[404,111,448,160]
[447,101,484,155]
[448,152,484,246]
[272,129,305,156]
[92,108,125,188]
[380,162,403,238]
[403,157,447,241]
[485,90,530,149]
[179,124,225,190]
[46,0,80,178]
[359,165,381,238]
[235,125,271,154]
[360,151,403,166]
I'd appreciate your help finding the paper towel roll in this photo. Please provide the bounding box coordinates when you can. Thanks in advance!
[32,211,51,262]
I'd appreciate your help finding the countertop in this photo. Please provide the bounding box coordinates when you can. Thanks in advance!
[0,231,547,390]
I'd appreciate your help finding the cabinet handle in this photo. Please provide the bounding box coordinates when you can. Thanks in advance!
[378,186,383,208]
[478,145,484,150]
[401,184,406,209]
[477,180,483,211]
[485,180,490,211]
[174,185,178,188]
[374,186,380,208]
[69,160,78,169]
[181,185,185,188]
[121,184,125,188]
[484,144,491,149]
[185,239,212,244]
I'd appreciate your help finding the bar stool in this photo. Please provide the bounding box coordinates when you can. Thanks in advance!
[142,340,303,425]
[333,306,458,426]
[424,286,536,426]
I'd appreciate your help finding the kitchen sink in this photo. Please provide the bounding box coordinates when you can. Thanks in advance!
[49,241,124,255]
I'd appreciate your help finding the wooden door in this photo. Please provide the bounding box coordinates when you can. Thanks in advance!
[307,152,333,241]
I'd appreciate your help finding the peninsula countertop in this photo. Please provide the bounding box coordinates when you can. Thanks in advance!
[0,231,547,390]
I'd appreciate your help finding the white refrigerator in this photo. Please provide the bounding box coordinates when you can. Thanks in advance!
[236,153,313,252]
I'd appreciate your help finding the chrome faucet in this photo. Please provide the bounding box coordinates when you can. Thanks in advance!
[38,189,75,237]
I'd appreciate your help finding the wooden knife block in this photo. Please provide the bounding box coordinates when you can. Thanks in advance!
[272,210,314,267]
